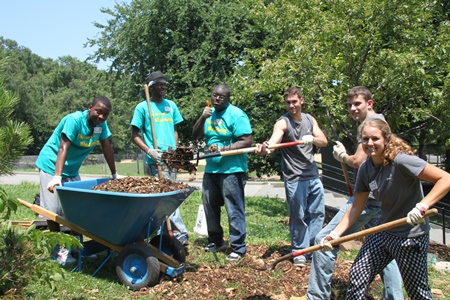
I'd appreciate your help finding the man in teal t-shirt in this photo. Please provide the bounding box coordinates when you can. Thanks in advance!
[36,96,121,264]
[192,84,252,262]
[130,71,188,246]
[36,95,120,219]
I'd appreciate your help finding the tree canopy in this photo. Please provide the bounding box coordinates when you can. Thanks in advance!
[2,0,449,174]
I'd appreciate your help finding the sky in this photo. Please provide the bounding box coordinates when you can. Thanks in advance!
[0,0,128,70]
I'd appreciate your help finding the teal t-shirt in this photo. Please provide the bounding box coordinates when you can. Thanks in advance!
[130,98,183,164]
[35,110,111,177]
[204,104,252,174]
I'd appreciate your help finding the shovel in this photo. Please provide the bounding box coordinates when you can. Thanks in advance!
[199,140,304,159]
[268,208,438,270]
[160,141,305,167]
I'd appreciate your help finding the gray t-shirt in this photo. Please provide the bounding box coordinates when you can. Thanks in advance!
[355,153,428,238]
[366,113,386,122]
[279,113,319,181]
[354,113,387,200]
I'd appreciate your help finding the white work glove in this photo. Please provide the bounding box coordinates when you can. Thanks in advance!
[112,173,125,180]
[406,203,429,226]
[302,135,314,146]
[202,107,213,119]
[320,231,340,252]
[47,175,62,193]
[333,141,347,162]
[147,149,161,163]
[254,141,272,156]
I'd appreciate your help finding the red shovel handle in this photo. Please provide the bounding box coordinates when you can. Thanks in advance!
[341,162,353,196]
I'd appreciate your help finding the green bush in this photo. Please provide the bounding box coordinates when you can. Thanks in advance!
[0,185,81,297]
[0,222,38,295]
[0,220,83,297]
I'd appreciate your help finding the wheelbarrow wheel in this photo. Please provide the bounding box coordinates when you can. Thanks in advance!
[116,244,160,290]
[150,234,186,263]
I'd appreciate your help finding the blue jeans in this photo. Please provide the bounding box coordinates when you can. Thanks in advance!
[148,164,188,239]
[306,196,404,300]
[284,177,325,257]
[202,172,247,255]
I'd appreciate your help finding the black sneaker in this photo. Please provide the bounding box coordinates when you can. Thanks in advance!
[178,235,189,246]
[204,242,226,252]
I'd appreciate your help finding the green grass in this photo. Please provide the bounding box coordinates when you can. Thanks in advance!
[15,162,206,177]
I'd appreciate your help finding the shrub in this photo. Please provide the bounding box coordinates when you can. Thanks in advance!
[0,186,81,297]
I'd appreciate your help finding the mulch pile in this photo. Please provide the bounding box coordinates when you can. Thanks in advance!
[91,176,194,194]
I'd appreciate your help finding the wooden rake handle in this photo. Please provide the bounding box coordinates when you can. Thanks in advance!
[199,141,304,159]
[268,208,438,270]
[144,84,163,179]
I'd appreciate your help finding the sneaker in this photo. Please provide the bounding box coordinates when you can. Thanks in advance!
[226,252,242,261]
[54,246,77,265]
[65,253,77,265]
[204,242,226,252]
[178,235,189,246]
[293,255,307,267]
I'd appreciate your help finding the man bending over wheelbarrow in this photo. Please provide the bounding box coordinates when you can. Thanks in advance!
[255,86,328,268]
[36,95,123,265]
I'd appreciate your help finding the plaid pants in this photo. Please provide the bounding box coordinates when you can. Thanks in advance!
[347,231,432,300]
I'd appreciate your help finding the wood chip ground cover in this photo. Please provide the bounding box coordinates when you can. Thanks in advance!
[92,177,450,299]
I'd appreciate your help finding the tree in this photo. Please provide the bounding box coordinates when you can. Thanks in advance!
[0,37,134,155]
[0,58,33,177]
[88,0,265,144]
[228,0,450,174]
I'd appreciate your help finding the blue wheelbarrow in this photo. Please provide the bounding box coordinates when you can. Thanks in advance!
[17,178,196,291]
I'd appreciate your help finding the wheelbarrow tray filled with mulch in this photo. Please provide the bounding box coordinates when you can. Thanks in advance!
[56,178,194,246]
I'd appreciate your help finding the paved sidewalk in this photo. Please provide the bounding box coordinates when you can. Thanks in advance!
[2,172,448,245]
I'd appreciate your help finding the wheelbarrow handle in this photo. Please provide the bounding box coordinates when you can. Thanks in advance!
[199,141,304,159]
[268,208,438,270]
[16,198,123,252]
